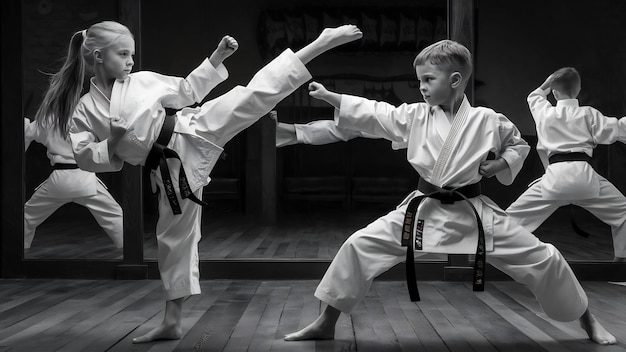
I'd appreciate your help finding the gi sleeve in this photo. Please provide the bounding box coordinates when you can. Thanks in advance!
[69,104,124,173]
[587,107,626,145]
[296,119,376,145]
[527,87,553,123]
[493,113,530,185]
[24,117,40,151]
[334,94,427,144]
[158,59,229,109]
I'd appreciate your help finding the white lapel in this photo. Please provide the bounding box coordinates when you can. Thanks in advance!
[89,78,111,112]
[109,78,127,119]
[430,96,471,186]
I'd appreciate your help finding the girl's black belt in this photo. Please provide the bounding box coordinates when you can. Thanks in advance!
[145,114,208,215]
[401,178,485,301]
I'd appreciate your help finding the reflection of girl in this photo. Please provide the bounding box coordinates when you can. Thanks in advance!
[54,20,362,343]
[23,116,123,250]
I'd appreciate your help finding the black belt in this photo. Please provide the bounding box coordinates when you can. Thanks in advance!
[548,152,591,164]
[52,163,79,170]
[145,114,209,215]
[401,179,485,301]
[548,152,593,238]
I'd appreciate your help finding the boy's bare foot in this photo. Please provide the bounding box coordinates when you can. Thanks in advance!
[613,257,626,263]
[132,323,182,343]
[579,309,617,345]
[317,25,363,50]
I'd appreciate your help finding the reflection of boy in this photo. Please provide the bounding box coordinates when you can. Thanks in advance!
[506,68,626,262]
[284,41,616,345]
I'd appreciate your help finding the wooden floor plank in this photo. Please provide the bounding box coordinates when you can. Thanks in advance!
[0,279,624,351]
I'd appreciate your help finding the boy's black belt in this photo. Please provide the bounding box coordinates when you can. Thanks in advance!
[548,152,593,238]
[548,152,591,164]
[145,114,209,215]
[401,178,485,301]
[52,163,79,170]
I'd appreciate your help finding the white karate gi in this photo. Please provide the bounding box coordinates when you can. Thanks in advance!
[24,118,123,249]
[70,49,312,300]
[314,95,588,322]
[276,119,405,150]
[506,88,626,258]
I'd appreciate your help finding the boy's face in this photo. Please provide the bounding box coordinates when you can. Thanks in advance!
[415,62,455,106]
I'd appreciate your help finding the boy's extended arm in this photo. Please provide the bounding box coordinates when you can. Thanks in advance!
[588,108,626,145]
[308,81,424,144]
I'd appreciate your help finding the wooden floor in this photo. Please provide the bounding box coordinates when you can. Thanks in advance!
[0,279,625,351]
[24,205,614,261]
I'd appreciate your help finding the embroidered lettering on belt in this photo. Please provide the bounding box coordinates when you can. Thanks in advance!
[415,219,424,250]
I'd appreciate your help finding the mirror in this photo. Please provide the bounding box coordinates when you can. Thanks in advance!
[139,0,448,262]
[474,0,626,261]
[23,0,123,260]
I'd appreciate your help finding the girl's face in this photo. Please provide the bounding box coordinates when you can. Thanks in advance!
[415,62,454,107]
[101,34,135,80]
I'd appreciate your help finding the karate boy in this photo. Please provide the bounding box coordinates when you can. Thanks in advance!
[506,67,626,262]
[284,40,616,345]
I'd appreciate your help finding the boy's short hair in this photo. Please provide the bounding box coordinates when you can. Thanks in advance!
[413,40,473,81]
[550,67,581,97]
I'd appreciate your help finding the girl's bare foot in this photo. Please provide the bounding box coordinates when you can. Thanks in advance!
[316,25,363,50]
[579,309,617,345]
[284,305,340,341]
[296,25,363,64]
[133,297,184,343]
[132,323,182,343]
[284,319,335,341]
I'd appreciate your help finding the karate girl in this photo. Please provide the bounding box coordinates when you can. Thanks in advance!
[284,40,616,345]
[47,21,363,343]
[24,117,123,250]
[506,68,626,262]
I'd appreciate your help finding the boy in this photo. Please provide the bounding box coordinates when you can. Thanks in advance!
[284,40,616,345]
[506,68,626,262]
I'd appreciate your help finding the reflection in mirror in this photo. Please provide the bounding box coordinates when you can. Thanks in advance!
[22,0,122,260]
[475,0,626,261]
[140,0,448,262]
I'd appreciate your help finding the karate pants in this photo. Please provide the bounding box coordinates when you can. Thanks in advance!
[153,48,311,301]
[506,175,626,258]
[190,48,311,148]
[24,176,123,249]
[315,201,589,322]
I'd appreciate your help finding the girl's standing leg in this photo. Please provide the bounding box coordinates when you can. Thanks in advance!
[133,159,202,343]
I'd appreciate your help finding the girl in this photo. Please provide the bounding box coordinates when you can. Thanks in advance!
[55,21,362,343]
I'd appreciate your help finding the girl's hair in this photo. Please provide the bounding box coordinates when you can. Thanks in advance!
[35,21,133,137]
[413,39,473,82]
[550,67,581,97]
